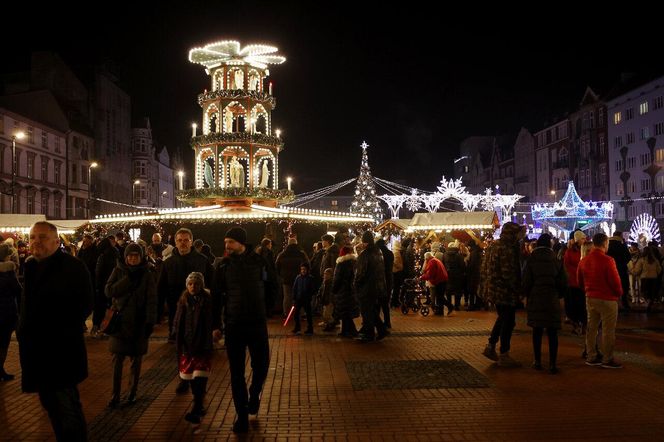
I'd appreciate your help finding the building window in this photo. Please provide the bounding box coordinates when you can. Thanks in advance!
[600,164,606,185]
[41,131,48,148]
[589,111,595,129]
[626,132,635,144]
[658,175,664,191]
[134,161,146,177]
[629,180,637,193]
[625,108,634,120]
[654,96,664,110]
[642,179,651,191]
[331,200,338,206]
[71,164,77,184]
[629,206,637,218]
[641,127,650,140]
[641,153,652,166]
[41,192,49,216]
[54,195,62,218]
[599,107,605,126]
[657,148,664,163]
[27,126,34,144]
[81,165,88,184]
[628,157,636,169]
[54,162,61,185]
[41,157,48,182]
[54,137,60,153]
[615,159,623,172]
[655,122,664,136]
[616,182,624,196]
[27,154,35,179]
[640,101,649,115]
[614,136,623,148]
[27,192,35,214]
[0,115,4,134]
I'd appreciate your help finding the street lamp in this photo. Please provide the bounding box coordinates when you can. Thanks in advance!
[275,129,281,138]
[88,162,99,218]
[11,131,25,213]
[177,170,185,190]
[133,179,140,204]
[161,191,168,207]
[286,176,292,191]
[191,123,197,137]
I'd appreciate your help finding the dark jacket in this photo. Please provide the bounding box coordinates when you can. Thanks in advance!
[443,247,466,293]
[403,240,416,278]
[77,244,98,286]
[18,250,93,392]
[96,239,119,295]
[466,242,482,292]
[332,253,360,320]
[523,247,567,329]
[158,248,214,303]
[480,223,522,306]
[320,243,340,277]
[607,237,631,288]
[213,247,267,328]
[0,261,21,325]
[174,290,213,357]
[354,244,387,303]
[275,244,310,286]
[256,246,278,286]
[105,261,158,355]
[310,248,325,280]
[377,242,394,298]
[292,273,316,303]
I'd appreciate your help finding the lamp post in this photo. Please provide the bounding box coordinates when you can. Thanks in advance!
[88,162,98,217]
[161,191,168,207]
[133,179,140,205]
[11,131,25,213]
[275,129,281,138]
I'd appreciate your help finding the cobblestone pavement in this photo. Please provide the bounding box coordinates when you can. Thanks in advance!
[1,308,663,441]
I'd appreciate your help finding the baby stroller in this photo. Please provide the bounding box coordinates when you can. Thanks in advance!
[399,278,432,316]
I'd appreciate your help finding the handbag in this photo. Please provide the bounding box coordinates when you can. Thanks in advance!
[100,308,121,335]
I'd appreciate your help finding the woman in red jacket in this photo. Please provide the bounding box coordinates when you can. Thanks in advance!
[420,252,454,316]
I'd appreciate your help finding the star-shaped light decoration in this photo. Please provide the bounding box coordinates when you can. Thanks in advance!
[189,40,286,70]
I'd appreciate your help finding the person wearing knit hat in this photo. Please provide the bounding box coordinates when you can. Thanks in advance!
[104,233,157,409]
[124,243,144,260]
[225,226,247,246]
[214,224,271,433]
[174,270,213,424]
[361,230,375,246]
[355,229,388,342]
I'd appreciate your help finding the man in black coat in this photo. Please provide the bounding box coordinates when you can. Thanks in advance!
[212,226,269,434]
[18,222,93,442]
[256,238,278,317]
[375,238,394,328]
[607,231,632,311]
[355,231,388,342]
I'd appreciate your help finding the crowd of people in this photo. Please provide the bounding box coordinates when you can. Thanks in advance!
[0,220,663,440]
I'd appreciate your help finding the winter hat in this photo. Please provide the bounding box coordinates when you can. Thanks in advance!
[424,251,434,260]
[225,226,247,245]
[361,230,375,245]
[573,230,586,243]
[0,244,14,261]
[321,234,334,243]
[536,233,553,248]
[186,272,205,287]
[124,243,144,259]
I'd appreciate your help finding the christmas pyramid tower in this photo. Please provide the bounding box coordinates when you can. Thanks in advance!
[350,141,383,220]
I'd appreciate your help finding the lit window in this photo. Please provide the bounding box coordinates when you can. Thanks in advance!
[640,101,649,115]
[614,112,622,125]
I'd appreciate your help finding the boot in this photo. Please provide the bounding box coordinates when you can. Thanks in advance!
[175,379,190,394]
[232,413,249,433]
[482,343,498,361]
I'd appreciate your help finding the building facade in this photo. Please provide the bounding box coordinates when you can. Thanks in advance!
[131,118,176,208]
[607,75,664,224]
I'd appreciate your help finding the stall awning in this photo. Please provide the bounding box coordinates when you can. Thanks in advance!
[376,218,411,232]
[406,211,499,232]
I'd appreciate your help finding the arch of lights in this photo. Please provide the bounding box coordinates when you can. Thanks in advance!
[378,176,523,220]
[531,181,613,236]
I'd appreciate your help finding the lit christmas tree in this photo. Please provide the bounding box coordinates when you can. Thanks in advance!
[351,141,383,220]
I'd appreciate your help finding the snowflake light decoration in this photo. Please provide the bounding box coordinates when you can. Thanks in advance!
[405,190,422,212]
[629,213,661,246]
[437,176,467,200]
[379,194,410,219]
[189,40,286,70]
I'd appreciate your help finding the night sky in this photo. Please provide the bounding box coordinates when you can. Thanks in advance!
[4,3,662,193]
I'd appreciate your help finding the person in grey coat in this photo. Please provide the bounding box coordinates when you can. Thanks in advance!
[522,234,567,374]
[105,243,157,407]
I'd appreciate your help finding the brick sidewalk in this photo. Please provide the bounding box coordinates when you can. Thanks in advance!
[1,309,663,441]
